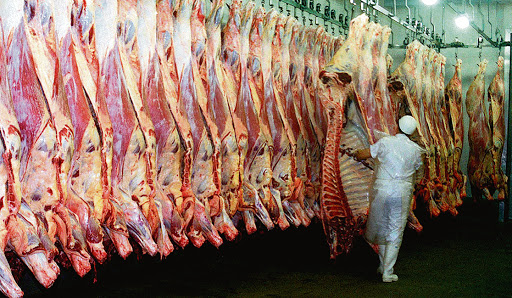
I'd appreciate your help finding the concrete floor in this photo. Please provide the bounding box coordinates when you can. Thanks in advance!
[22,198,512,297]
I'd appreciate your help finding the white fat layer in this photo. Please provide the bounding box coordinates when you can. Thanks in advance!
[137,0,157,76]
[53,0,73,41]
[0,0,23,36]
[95,0,118,64]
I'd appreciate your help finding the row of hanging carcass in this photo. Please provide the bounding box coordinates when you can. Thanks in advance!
[0,0,506,294]
[320,14,507,258]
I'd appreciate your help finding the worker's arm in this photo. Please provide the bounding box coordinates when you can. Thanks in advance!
[354,148,371,161]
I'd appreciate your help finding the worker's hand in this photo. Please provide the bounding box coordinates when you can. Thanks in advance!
[353,150,362,161]
[354,148,371,161]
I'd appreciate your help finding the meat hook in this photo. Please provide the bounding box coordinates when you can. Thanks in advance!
[487,0,493,41]
[429,6,435,37]
[324,0,330,17]
[405,0,411,26]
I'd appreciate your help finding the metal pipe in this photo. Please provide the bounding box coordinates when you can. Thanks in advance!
[469,0,475,19]
[478,0,485,31]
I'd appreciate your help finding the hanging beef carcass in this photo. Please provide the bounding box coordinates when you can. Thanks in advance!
[156,0,202,247]
[0,15,34,297]
[467,60,494,200]
[116,0,174,256]
[390,42,434,217]
[430,52,451,212]
[94,0,159,255]
[302,27,327,218]
[239,6,286,231]
[274,16,310,226]
[5,0,93,276]
[203,0,242,239]
[55,0,121,263]
[248,9,295,229]
[191,0,239,240]
[67,0,133,258]
[288,23,318,219]
[172,0,224,247]
[319,15,373,257]
[0,17,61,283]
[445,59,467,205]
[221,1,275,233]
[138,0,189,248]
[488,56,507,200]
[437,56,460,215]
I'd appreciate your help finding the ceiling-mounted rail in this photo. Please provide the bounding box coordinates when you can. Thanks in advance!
[277,0,436,43]
[446,1,498,47]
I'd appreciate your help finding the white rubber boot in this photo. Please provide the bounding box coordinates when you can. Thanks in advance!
[377,244,386,274]
[382,243,400,282]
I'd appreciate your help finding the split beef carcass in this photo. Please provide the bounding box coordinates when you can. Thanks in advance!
[204,0,242,239]
[488,56,508,200]
[156,0,201,247]
[466,58,507,201]
[390,42,442,217]
[445,59,467,204]
[139,0,189,248]
[194,0,239,240]
[268,14,307,227]
[466,60,494,200]
[247,9,294,230]
[242,6,285,231]
[274,16,310,226]
[94,0,159,255]
[441,59,464,214]
[0,17,62,282]
[222,2,275,233]
[68,0,133,258]
[288,23,319,219]
[116,0,174,256]
[319,14,374,257]
[172,0,224,247]
[0,16,31,298]
[55,0,119,263]
[6,0,93,276]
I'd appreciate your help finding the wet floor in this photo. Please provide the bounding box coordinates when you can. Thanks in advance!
[22,199,512,297]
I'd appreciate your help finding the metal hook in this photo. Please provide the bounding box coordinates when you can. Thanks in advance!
[487,0,493,41]
[405,0,411,25]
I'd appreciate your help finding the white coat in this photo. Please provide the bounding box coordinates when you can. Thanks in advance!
[365,134,423,245]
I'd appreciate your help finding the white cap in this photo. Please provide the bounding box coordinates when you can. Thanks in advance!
[399,115,418,135]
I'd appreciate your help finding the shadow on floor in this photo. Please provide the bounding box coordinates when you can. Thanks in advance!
[23,198,512,297]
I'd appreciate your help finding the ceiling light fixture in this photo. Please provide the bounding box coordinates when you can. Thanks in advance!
[455,14,470,29]
[421,0,438,5]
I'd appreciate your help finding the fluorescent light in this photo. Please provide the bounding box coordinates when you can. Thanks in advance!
[455,15,470,29]
[421,0,438,5]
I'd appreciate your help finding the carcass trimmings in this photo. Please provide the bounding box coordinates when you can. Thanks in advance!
[0,0,478,295]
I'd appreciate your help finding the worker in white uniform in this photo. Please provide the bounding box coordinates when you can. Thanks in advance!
[354,115,423,283]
